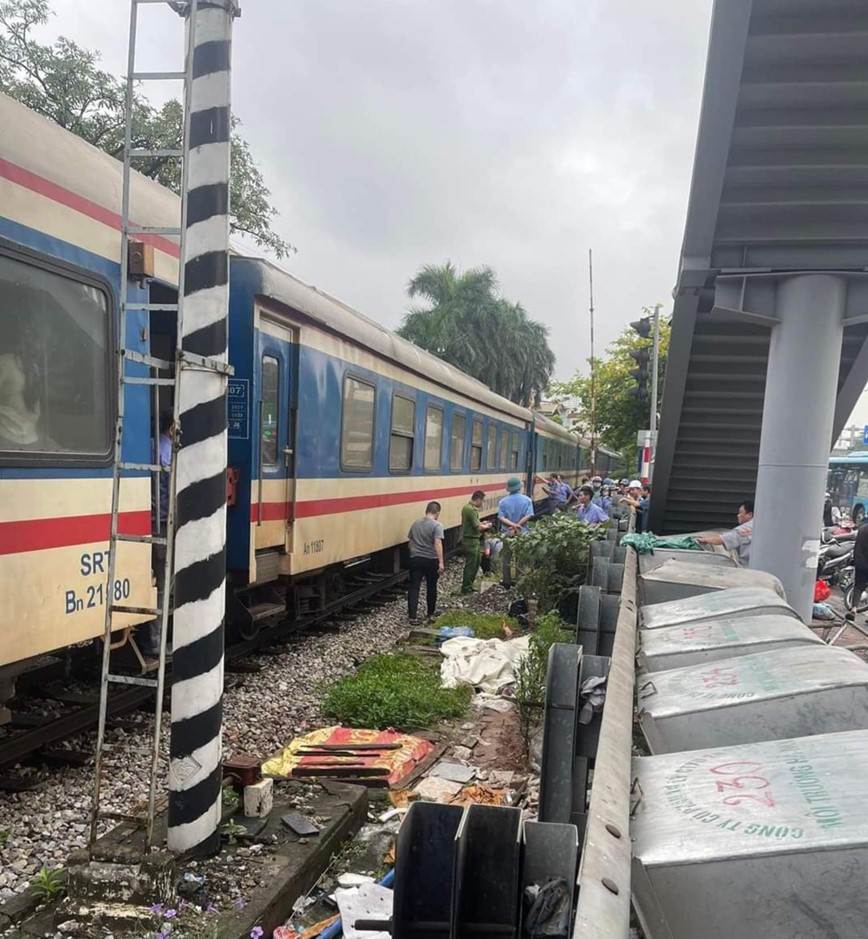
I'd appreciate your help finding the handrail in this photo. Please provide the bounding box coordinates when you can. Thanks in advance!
[573,529,637,938]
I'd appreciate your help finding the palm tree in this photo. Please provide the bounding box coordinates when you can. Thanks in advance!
[398,263,555,405]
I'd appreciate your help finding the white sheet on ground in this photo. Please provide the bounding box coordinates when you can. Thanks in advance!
[439,635,531,693]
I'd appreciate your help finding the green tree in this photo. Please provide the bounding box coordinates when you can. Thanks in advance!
[398,261,555,406]
[0,0,292,257]
[549,309,670,456]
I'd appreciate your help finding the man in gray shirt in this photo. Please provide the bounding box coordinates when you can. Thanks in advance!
[697,499,754,565]
[407,501,445,624]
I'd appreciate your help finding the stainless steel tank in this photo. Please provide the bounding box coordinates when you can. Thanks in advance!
[637,646,868,754]
[637,615,823,672]
[631,729,868,939]
[641,586,799,631]
[639,561,786,606]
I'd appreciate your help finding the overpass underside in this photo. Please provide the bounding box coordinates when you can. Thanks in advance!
[650,0,868,536]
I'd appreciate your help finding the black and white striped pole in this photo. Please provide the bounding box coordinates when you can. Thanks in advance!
[168,0,239,855]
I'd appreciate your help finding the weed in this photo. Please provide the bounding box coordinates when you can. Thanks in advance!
[513,612,573,752]
[221,787,240,812]
[220,819,247,845]
[30,866,66,902]
[322,653,471,730]
[431,611,520,640]
[0,828,8,846]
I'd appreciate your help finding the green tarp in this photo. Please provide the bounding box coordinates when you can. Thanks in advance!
[620,533,702,555]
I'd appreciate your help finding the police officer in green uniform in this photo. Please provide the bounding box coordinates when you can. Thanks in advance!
[460,490,491,594]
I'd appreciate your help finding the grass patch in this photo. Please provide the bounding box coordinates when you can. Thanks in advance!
[431,610,520,640]
[322,653,471,730]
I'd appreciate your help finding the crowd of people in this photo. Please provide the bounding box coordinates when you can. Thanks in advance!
[405,473,651,624]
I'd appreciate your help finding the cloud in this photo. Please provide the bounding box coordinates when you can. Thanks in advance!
[41,0,715,379]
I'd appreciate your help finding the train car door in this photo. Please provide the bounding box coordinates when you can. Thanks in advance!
[255,316,297,562]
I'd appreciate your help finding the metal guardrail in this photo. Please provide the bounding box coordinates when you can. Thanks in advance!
[573,540,637,938]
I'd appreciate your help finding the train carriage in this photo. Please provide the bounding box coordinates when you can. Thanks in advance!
[223,257,536,628]
[0,93,179,702]
[0,89,615,711]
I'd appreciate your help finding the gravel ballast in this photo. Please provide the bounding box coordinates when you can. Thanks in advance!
[0,561,501,901]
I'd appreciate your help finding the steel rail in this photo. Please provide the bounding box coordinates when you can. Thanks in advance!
[0,568,410,773]
[573,543,637,938]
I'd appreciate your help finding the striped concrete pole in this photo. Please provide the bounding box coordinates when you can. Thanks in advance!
[168,0,239,855]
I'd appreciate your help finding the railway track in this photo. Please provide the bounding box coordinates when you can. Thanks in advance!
[0,569,408,779]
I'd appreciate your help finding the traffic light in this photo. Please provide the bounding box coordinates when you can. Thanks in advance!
[630,317,652,340]
[628,318,652,406]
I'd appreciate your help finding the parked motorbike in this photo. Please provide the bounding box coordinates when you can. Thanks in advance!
[816,537,854,588]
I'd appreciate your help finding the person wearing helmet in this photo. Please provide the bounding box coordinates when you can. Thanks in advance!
[620,480,647,532]
[498,477,534,588]
[590,475,604,506]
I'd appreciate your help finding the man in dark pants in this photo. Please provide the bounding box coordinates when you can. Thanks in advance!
[407,501,445,625]
[460,490,491,593]
[847,520,868,622]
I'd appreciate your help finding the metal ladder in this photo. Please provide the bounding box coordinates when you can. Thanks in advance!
[89,0,198,850]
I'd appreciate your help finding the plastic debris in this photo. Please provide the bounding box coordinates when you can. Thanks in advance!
[813,602,835,620]
[273,927,300,939]
[427,761,476,783]
[620,533,702,554]
[437,625,475,642]
[578,676,607,725]
[471,694,515,713]
[523,879,572,938]
[377,807,408,823]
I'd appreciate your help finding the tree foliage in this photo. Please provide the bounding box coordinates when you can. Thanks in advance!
[548,310,671,456]
[397,262,556,407]
[0,0,292,257]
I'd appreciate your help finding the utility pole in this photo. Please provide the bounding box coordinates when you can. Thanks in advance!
[588,249,596,475]
[168,0,239,855]
[649,303,662,480]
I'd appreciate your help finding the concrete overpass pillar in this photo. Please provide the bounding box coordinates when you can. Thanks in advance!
[751,273,847,622]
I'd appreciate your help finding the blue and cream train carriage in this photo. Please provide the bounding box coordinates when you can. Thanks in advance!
[0,91,607,711]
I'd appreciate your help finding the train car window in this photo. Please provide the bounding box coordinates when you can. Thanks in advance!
[341,375,376,471]
[510,431,520,470]
[260,356,280,467]
[487,424,496,470]
[0,253,110,459]
[450,412,466,472]
[389,393,415,472]
[470,419,483,471]
[424,405,444,471]
[500,427,509,470]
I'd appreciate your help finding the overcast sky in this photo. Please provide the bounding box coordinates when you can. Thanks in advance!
[37,0,868,426]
